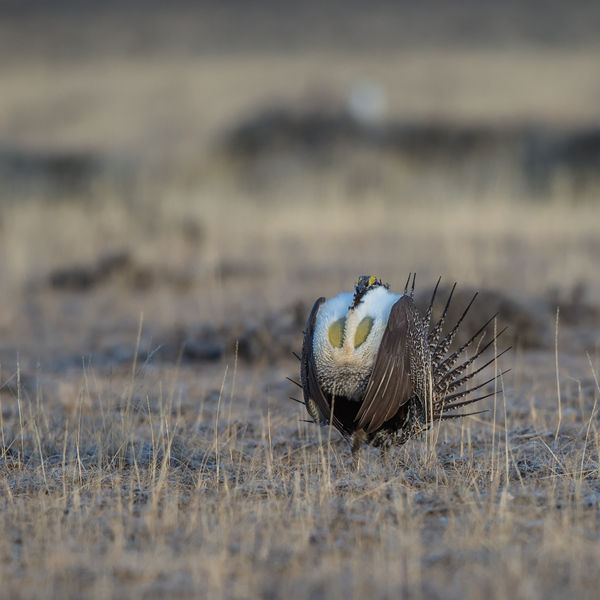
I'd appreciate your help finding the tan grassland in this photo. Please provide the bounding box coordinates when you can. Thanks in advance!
[1,6,600,598]
[1,184,599,599]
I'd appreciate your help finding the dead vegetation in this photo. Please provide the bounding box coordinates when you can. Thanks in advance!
[1,339,599,599]
[1,188,599,599]
[1,134,599,600]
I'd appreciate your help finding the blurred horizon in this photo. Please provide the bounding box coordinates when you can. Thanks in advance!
[2,1,600,205]
[4,0,600,56]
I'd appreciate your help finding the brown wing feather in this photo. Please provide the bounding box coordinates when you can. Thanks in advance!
[300,297,349,434]
[354,296,416,434]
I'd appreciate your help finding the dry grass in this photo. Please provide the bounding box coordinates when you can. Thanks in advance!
[1,186,600,599]
[1,331,599,599]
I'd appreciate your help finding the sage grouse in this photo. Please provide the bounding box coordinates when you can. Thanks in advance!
[298,275,509,452]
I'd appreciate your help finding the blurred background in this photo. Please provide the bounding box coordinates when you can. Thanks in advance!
[0,0,599,368]
[3,6,600,598]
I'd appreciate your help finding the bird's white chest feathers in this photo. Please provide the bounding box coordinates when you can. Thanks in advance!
[312,287,403,398]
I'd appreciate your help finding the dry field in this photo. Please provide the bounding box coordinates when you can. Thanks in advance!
[2,2,600,599]
[1,189,599,600]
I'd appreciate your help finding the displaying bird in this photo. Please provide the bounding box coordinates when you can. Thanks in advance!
[296,275,509,454]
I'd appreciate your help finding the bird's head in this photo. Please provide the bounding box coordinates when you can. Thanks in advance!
[351,275,389,309]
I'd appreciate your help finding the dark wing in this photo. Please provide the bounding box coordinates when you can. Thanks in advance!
[300,297,349,434]
[354,295,417,434]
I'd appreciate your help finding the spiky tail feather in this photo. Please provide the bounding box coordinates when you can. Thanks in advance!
[424,286,510,423]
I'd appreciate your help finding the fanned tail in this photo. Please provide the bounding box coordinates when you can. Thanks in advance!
[427,283,456,352]
[403,272,417,298]
[422,281,510,423]
[423,276,441,334]
[434,312,499,378]
[434,328,508,393]
[430,292,478,369]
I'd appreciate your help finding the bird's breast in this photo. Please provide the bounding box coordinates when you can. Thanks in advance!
[315,353,374,400]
